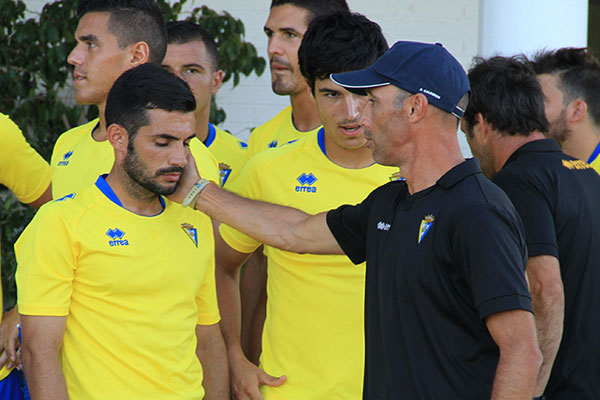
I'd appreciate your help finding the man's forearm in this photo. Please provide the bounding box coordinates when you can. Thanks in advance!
[194,183,340,255]
[491,346,541,399]
[22,348,69,400]
[526,255,564,396]
[196,324,229,399]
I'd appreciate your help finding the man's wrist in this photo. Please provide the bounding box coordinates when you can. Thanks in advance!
[182,178,211,208]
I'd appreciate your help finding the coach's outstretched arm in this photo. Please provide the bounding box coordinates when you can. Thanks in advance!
[170,154,344,256]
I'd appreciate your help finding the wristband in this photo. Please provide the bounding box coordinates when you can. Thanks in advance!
[182,178,211,208]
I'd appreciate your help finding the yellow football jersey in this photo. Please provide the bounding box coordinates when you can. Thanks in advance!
[247,106,321,158]
[220,129,398,400]
[16,176,219,400]
[50,119,220,199]
[0,113,52,380]
[205,123,248,188]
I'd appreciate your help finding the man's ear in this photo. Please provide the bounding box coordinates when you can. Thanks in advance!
[406,93,428,122]
[129,41,150,66]
[567,99,587,123]
[211,69,224,95]
[107,123,129,153]
[475,113,491,138]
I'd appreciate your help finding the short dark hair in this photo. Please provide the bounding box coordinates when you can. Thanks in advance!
[530,47,600,126]
[105,63,196,140]
[464,56,548,137]
[166,20,219,70]
[298,12,388,93]
[270,0,349,24]
[77,0,167,64]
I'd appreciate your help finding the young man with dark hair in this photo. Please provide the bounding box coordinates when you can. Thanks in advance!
[216,12,392,400]
[463,55,600,400]
[51,0,219,200]
[529,47,600,173]
[17,64,228,400]
[171,41,541,399]
[163,21,249,188]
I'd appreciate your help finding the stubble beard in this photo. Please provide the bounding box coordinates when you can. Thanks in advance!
[123,146,181,197]
[546,110,570,145]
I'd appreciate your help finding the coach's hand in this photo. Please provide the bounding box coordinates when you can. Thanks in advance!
[230,351,286,400]
[168,152,201,204]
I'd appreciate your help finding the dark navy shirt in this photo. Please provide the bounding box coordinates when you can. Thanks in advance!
[327,159,532,399]
[493,139,600,400]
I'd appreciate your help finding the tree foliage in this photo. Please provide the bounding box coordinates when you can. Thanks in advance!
[0,0,265,309]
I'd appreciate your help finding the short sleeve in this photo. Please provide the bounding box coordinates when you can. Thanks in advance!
[493,172,558,258]
[195,235,220,325]
[0,114,51,203]
[15,204,77,316]
[218,153,268,254]
[326,194,374,265]
[452,204,532,319]
[190,139,221,185]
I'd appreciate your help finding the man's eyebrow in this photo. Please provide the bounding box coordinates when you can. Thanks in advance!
[154,134,180,140]
[318,87,339,94]
[182,63,205,71]
[78,34,99,43]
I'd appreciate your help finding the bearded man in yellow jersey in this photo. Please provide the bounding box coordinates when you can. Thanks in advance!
[530,48,600,173]
[16,64,228,400]
[162,21,248,189]
[0,114,52,398]
[51,0,219,200]
[213,13,392,400]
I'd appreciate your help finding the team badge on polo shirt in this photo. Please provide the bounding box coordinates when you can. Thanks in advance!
[418,215,435,243]
[296,172,318,193]
[219,162,232,186]
[57,151,73,166]
[181,223,198,247]
[106,228,129,247]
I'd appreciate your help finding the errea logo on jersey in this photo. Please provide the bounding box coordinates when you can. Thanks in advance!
[106,228,129,247]
[57,151,73,166]
[268,140,278,148]
[296,173,318,193]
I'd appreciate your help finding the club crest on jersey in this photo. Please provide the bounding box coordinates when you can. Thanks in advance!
[106,228,129,247]
[57,151,73,166]
[418,215,435,244]
[181,223,198,247]
[219,162,232,186]
[296,172,318,193]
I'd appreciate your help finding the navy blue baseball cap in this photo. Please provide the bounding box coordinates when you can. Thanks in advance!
[331,41,470,118]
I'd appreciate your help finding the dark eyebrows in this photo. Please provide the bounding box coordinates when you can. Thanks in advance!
[318,87,340,94]
[78,34,99,43]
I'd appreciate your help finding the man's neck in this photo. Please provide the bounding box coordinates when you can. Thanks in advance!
[194,109,210,143]
[323,132,374,169]
[492,131,546,174]
[560,123,600,162]
[289,89,321,132]
[92,102,108,142]
[105,169,164,216]
[400,123,465,195]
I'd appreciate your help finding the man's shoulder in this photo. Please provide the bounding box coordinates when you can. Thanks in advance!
[213,126,248,152]
[53,119,99,156]
[251,106,292,136]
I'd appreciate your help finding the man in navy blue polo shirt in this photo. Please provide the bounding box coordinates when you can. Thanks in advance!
[462,56,600,400]
[170,41,542,399]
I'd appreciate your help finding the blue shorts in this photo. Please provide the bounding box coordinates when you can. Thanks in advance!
[0,369,29,400]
